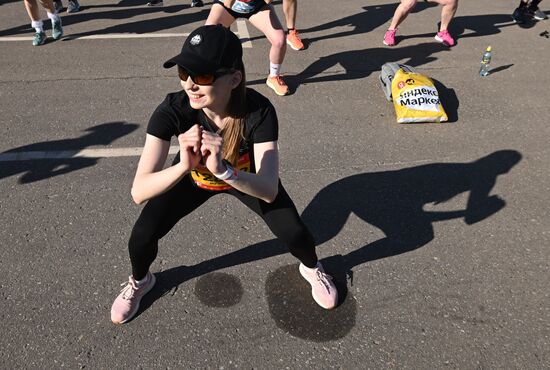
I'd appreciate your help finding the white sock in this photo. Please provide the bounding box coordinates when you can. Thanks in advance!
[31,20,44,33]
[269,63,281,77]
[47,11,61,23]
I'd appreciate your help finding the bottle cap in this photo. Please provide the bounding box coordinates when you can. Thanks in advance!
[487,46,492,52]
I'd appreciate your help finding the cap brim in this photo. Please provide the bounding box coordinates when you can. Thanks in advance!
[163,52,219,75]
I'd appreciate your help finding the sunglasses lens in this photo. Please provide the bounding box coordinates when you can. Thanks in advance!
[193,74,215,85]
[178,71,215,85]
[178,67,226,86]
[178,69,189,81]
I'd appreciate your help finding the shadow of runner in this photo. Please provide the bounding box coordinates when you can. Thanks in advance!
[450,14,519,37]
[63,8,210,38]
[135,150,522,330]
[249,42,450,94]
[397,13,519,44]
[301,150,522,277]
[0,4,201,37]
[244,2,431,45]
[0,0,21,6]
[302,2,431,45]
[0,121,138,183]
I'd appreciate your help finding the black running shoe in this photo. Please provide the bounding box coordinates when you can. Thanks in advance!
[527,6,548,20]
[67,0,80,13]
[54,0,63,12]
[512,7,527,23]
[147,0,163,6]
[191,0,203,7]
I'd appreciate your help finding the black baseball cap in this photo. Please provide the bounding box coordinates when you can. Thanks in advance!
[163,25,243,75]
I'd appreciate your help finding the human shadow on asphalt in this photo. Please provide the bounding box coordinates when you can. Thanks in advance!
[0,121,138,184]
[399,14,520,44]
[136,150,522,327]
[456,13,546,32]
[65,7,210,38]
[0,0,21,6]
[451,14,517,37]
[244,2,431,45]
[248,42,451,93]
[0,5,206,37]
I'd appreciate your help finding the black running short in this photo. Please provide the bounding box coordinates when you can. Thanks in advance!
[216,0,268,19]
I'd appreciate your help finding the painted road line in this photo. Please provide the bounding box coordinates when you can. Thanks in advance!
[64,33,189,40]
[236,20,252,48]
[0,33,188,41]
[1,146,473,173]
[0,146,180,161]
[0,22,252,47]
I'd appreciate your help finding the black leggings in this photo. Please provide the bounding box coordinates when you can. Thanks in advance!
[128,175,318,280]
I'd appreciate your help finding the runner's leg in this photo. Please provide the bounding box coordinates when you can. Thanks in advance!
[230,182,318,268]
[250,5,289,94]
[433,0,458,31]
[388,0,418,30]
[205,2,236,26]
[128,176,212,280]
[283,0,297,29]
[249,5,286,65]
[24,0,42,21]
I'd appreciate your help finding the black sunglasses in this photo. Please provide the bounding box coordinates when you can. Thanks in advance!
[177,66,234,86]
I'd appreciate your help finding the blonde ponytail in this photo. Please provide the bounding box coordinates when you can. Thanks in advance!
[221,66,247,166]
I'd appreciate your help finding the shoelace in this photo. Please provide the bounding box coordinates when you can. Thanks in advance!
[274,76,286,86]
[119,277,139,300]
[315,270,333,293]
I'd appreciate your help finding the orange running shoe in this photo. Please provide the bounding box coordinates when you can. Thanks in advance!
[266,75,289,96]
[286,29,304,51]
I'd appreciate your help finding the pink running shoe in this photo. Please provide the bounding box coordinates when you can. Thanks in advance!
[383,29,397,46]
[434,30,455,46]
[299,262,338,309]
[111,271,156,324]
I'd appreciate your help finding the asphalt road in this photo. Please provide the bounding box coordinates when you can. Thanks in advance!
[1,0,549,368]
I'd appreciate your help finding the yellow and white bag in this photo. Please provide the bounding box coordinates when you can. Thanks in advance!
[391,68,448,123]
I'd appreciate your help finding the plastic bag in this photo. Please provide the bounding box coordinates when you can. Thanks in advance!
[391,68,448,123]
[379,62,418,102]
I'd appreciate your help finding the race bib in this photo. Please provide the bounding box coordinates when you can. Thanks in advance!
[190,153,251,191]
[231,0,255,13]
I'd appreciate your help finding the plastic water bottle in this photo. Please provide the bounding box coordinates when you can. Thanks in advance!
[479,46,492,77]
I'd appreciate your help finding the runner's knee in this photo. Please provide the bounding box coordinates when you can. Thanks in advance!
[269,30,286,49]
[401,0,418,12]
[282,224,315,252]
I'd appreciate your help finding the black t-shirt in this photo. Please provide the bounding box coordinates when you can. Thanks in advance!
[146,88,278,190]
